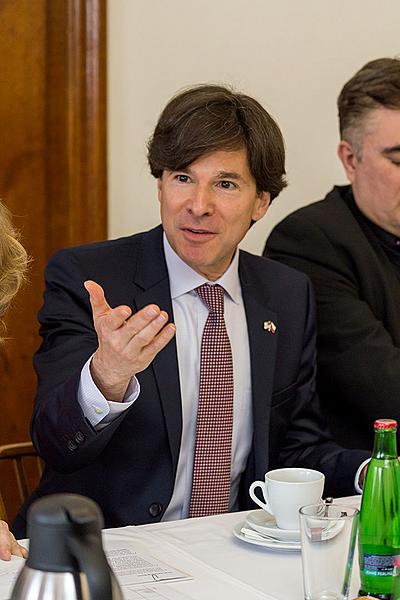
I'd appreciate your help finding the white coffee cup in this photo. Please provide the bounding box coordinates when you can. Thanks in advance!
[249,467,325,530]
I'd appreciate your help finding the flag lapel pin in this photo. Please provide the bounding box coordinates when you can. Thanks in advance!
[263,320,277,334]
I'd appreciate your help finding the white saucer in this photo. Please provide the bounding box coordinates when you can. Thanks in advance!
[246,510,301,542]
[233,522,301,552]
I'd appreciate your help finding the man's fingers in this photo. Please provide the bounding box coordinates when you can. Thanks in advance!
[123,305,162,339]
[85,280,133,333]
[100,305,132,333]
[84,280,112,318]
[139,322,176,363]
[105,304,164,347]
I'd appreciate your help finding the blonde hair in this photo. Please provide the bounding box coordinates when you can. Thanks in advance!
[0,201,28,339]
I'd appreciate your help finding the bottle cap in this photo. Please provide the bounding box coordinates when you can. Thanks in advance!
[374,418,397,429]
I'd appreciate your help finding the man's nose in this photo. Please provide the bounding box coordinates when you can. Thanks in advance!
[187,185,214,216]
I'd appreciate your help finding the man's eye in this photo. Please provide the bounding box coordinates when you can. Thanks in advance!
[176,174,190,183]
[218,180,236,190]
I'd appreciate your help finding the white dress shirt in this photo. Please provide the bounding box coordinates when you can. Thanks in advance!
[162,234,252,519]
[78,233,253,518]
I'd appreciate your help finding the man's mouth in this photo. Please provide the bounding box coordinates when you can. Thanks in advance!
[182,227,215,235]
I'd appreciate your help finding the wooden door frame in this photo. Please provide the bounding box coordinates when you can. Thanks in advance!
[46,0,107,255]
[0,0,107,519]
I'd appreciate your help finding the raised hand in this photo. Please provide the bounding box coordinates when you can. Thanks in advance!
[85,280,176,402]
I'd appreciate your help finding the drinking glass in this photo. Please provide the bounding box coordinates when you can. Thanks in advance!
[299,503,359,600]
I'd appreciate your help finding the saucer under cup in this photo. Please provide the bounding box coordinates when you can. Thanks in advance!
[246,510,300,542]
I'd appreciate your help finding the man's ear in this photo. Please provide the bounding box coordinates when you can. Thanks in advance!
[252,191,271,222]
[337,140,358,183]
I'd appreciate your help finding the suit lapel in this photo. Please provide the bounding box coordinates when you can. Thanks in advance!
[240,253,278,478]
[131,227,182,472]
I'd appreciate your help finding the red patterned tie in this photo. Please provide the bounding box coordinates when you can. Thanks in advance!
[189,283,234,517]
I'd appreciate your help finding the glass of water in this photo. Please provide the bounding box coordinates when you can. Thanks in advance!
[299,503,359,600]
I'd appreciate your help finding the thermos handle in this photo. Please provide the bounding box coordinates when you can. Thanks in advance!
[68,532,113,600]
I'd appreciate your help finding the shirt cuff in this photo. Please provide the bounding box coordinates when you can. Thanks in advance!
[78,355,140,428]
[354,458,370,494]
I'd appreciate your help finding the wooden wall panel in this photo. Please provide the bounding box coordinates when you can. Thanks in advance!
[0,0,106,522]
[46,0,107,254]
[0,0,47,443]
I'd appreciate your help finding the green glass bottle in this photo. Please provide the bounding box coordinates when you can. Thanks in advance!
[392,557,400,600]
[358,419,400,599]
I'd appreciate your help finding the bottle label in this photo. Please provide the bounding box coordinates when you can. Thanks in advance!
[363,553,398,577]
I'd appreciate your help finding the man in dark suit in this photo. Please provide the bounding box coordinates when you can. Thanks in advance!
[265,58,400,450]
[14,85,367,536]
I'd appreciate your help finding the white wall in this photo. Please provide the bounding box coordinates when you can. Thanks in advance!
[108,0,400,255]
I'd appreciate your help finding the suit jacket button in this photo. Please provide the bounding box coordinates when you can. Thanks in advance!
[148,503,162,517]
[67,440,78,451]
[75,431,85,443]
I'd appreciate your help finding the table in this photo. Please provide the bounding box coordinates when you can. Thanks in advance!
[0,497,361,600]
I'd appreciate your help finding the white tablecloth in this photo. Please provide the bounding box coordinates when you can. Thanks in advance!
[0,496,361,600]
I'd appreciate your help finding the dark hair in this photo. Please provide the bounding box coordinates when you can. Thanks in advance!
[147,84,287,201]
[338,57,400,150]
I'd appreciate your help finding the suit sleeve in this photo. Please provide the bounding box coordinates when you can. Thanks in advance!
[273,274,369,497]
[265,212,400,433]
[31,249,132,472]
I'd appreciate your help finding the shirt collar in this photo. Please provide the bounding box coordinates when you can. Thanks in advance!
[364,217,400,253]
[163,232,241,304]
